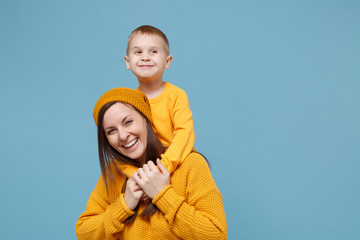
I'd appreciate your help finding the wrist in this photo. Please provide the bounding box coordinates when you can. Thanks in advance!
[123,193,136,211]
[119,193,135,215]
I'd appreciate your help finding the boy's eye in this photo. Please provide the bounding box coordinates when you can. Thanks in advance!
[135,50,142,54]
[150,50,157,54]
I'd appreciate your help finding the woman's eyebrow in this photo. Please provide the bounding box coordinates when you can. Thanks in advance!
[104,125,115,131]
[121,115,132,124]
[104,114,132,130]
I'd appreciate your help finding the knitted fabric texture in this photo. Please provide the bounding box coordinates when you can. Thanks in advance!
[93,88,152,126]
[75,152,227,239]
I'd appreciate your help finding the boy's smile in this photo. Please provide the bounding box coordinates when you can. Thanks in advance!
[125,33,172,84]
[138,64,155,68]
[138,64,154,67]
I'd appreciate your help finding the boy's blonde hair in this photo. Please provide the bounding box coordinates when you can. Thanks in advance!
[126,25,170,56]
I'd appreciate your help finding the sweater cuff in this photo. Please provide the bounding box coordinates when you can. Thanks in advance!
[108,193,135,223]
[152,185,180,214]
[119,193,135,216]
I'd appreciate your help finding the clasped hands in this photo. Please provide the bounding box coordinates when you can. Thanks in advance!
[124,159,170,211]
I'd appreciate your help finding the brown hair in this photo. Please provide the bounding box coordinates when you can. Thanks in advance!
[126,25,170,55]
[97,101,165,224]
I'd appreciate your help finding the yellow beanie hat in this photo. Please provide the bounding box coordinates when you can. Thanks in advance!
[93,88,152,127]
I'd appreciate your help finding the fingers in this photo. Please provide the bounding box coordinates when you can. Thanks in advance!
[133,159,170,199]
[133,184,142,192]
[137,160,169,180]
[137,167,146,180]
[137,161,160,182]
[134,168,146,188]
[143,196,150,203]
[146,160,157,171]
[156,158,169,175]
[142,163,151,173]
[143,160,158,173]
[124,178,144,210]
[128,177,143,192]
[141,193,151,203]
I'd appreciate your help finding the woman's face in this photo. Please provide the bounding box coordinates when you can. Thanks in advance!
[102,102,148,163]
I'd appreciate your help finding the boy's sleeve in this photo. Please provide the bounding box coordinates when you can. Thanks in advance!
[117,164,138,178]
[161,89,195,173]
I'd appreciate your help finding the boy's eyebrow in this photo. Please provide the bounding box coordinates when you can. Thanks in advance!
[129,46,140,50]
[131,45,160,50]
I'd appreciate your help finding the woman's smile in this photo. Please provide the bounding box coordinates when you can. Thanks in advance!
[103,102,148,163]
[123,138,138,149]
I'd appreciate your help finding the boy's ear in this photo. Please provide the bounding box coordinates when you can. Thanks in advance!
[124,56,131,70]
[165,55,173,69]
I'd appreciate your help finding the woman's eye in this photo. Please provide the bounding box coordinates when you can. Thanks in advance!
[125,120,133,125]
[107,129,114,135]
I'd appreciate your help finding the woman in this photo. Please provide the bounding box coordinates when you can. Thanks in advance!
[75,88,227,239]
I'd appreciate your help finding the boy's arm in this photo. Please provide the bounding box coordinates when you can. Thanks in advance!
[117,164,138,178]
[161,89,195,173]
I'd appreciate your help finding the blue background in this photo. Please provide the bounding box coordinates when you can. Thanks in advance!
[1,0,359,239]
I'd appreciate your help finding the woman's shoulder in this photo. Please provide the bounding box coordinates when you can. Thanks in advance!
[180,152,210,171]
[175,152,218,192]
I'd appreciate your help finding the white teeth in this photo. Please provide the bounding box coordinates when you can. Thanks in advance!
[123,139,138,148]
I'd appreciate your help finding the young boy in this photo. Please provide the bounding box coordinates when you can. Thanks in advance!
[120,25,195,177]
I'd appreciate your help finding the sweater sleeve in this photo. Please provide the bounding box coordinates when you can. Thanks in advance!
[160,88,195,173]
[152,154,227,239]
[75,175,135,240]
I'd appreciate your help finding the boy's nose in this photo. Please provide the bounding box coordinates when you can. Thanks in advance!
[141,54,150,61]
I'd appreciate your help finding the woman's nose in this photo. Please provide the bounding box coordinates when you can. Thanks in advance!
[118,129,129,141]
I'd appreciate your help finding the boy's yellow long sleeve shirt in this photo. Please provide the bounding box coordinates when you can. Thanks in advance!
[120,82,195,176]
[75,153,227,239]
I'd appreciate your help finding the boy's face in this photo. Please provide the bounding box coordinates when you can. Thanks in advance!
[125,33,172,83]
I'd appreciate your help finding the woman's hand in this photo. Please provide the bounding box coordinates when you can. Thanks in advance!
[134,159,170,199]
[123,176,143,211]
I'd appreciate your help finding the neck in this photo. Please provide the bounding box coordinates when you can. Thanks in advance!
[137,153,147,166]
[139,80,165,99]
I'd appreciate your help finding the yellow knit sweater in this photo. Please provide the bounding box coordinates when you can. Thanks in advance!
[75,153,227,239]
